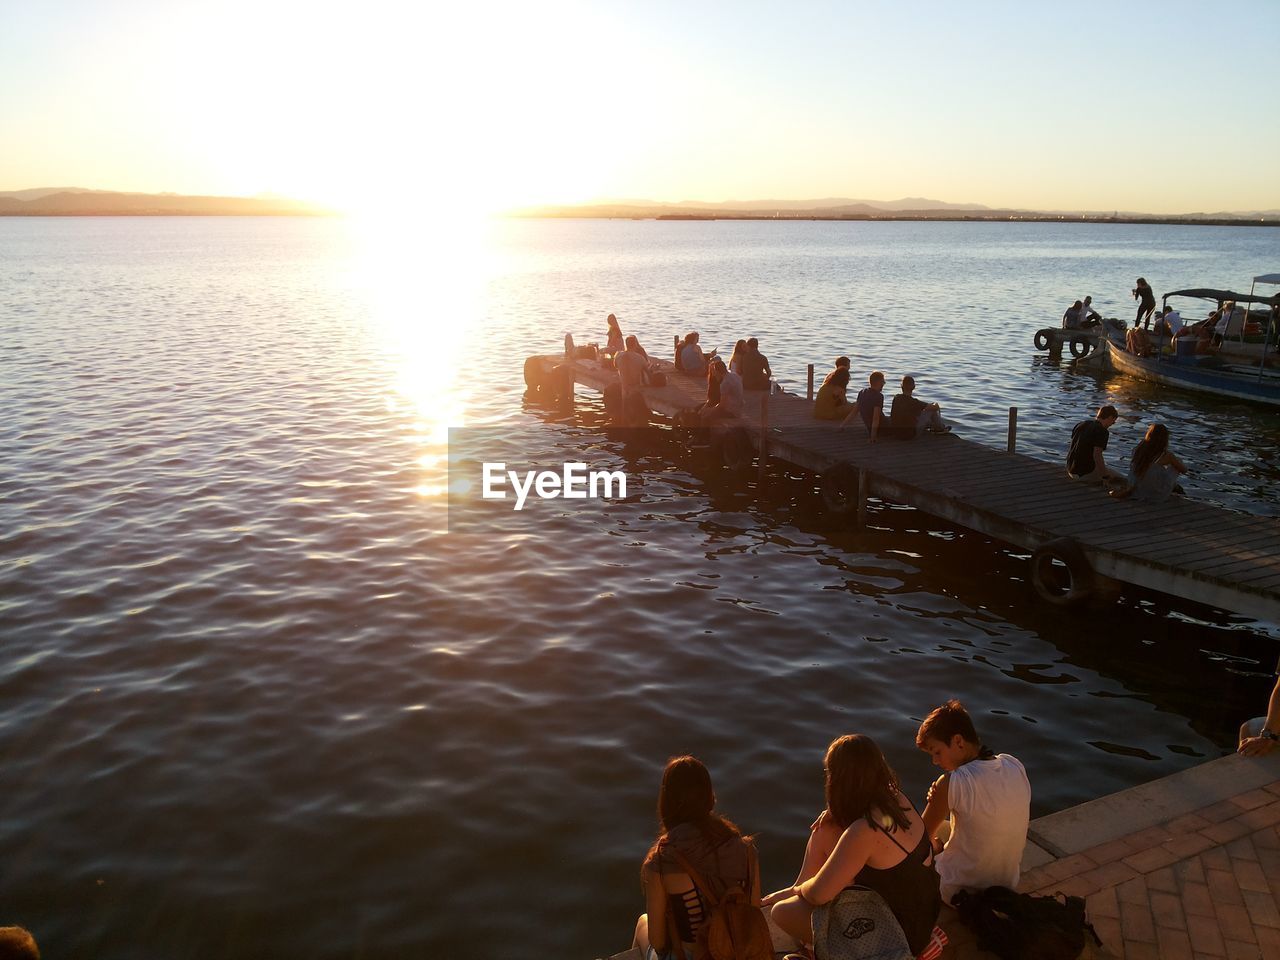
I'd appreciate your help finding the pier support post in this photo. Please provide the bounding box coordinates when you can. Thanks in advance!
[1007,407,1018,453]
[758,392,769,489]
[856,469,868,531]
[807,364,815,400]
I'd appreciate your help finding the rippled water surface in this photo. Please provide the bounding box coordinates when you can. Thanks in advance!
[2,217,1278,959]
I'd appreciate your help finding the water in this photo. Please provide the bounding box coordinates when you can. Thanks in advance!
[1,216,1277,959]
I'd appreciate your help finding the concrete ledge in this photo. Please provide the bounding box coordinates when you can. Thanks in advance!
[1027,751,1280,856]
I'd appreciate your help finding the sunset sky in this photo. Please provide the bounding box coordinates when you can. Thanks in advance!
[2,0,1277,216]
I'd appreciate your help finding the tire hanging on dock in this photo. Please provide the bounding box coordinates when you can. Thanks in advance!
[622,392,650,427]
[548,364,575,403]
[1029,537,1095,606]
[602,382,623,419]
[820,462,859,515]
[713,426,754,470]
[523,356,547,391]
[1033,329,1052,351]
[1069,338,1090,359]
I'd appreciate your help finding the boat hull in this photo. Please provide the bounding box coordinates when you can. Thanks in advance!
[1102,339,1280,407]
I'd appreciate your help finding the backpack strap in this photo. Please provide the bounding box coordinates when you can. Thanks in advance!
[664,843,721,908]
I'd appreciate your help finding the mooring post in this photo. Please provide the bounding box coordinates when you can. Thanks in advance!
[758,392,769,488]
[807,363,815,400]
[856,469,868,530]
[1007,407,1018,453]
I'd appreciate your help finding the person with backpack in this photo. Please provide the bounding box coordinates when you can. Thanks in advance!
[764,735,942,958]
[632,756,768,960]
[916,700,1031,904]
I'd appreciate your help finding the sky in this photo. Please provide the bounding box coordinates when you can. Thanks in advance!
[2,0,1278,216]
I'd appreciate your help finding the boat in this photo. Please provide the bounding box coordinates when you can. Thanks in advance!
[1099,317,1280,408]
[1156,276,1279,362]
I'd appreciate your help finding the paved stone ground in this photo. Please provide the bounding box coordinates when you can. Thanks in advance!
[600,754,1280,960]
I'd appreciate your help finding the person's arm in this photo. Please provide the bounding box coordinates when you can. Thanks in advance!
[869,406,881,443]
[1239,676,1280,757]
[1093,447,1119,480]
[797,822,874,907]
[749,842,762,906]
[1167,451,1188,474]
[642,863,671,952]
[763,810,841,907]
[921,774,951,854]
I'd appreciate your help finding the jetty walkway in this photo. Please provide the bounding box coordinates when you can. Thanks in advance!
[526,352,1280,622]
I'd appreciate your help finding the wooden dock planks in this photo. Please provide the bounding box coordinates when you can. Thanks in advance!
[529,354,1280,621]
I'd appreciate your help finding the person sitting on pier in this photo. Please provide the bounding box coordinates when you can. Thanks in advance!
[0,927,39,960]
[890,376,950,438]
[727,339,747,376]
[1062,300,1085,330]
[1079,295,1102,327]
[917,700,1031,905]
[1238,673,1280,758]
[1110,423,1187,503]
[764,735,942,958]
[739,337,773,391]
[1066,405,1123,484]
[632,756,761,960]
[606,313,625,357]
[841,370,886,441]
[701,357,743,425]
[676,332,711,375]
[813,367,852,421]
[617,335,651,399]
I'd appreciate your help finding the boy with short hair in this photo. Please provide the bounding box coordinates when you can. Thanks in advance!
[841,370,885,441]
[916,700,1031,904]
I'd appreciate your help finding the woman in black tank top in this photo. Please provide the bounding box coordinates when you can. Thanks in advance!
[764,734,941,955]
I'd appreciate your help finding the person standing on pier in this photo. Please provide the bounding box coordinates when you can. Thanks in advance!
[1239,673,1280,757]
[1066,405,1123,484]
[606,314,625,357]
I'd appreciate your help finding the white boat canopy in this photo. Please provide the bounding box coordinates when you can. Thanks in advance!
[1252,273,1280,285]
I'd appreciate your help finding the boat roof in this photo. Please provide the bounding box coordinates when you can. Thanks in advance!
[1253,273,1280,285]
[1163,287,1280,306]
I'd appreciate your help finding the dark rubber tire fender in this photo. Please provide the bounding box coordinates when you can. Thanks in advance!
[548,364,574,402]
[714,426,754,470]
[1069,338,1090,359]
[523,356,547,390]
[602,382,623,419]
[622,392,650,427]
[1030,537,1095,606]
[820,462,859,515]
[1034,329,1052,351]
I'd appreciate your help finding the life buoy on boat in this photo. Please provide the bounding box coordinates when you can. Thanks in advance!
[1029,537,1095,606]
[820,462,859,515]
[1034,329,1052,351]
[524,356,547,391]
[713,426,754,469]
[1069,338,1091,359]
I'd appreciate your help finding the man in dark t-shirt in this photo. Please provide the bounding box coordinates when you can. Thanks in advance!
[739,337,772,391]
[841,370,886,441]
[1066,405,1121,483]
[890,376,950,438]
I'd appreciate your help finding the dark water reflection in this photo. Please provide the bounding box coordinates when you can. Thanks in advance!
[0,218,1276,959]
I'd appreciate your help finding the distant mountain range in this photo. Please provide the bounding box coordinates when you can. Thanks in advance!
[0,188,329,216]
[515,197,1280,223]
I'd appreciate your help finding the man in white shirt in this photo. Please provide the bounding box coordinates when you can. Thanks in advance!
[918,700,1031,904]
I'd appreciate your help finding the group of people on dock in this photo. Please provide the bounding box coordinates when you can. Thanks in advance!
[631,701,1030,960]
[1066,404,1188,503]
[813,360,949,441]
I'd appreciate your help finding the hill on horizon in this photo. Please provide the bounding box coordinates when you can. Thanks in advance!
[0,188,329,216]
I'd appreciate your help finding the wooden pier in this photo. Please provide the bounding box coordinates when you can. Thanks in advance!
[525,352,1280,622]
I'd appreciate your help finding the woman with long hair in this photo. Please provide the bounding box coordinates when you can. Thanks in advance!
[606,313,625,356]
[764,735,941,956]
[632,756,760,960]
[727,339,748,377]
[1111,423,1187,503]
[1132,278,1157,329]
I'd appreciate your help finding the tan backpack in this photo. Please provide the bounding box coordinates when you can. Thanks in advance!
[664,843,773,960]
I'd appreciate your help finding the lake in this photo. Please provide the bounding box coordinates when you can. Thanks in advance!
[1,216,1277,958]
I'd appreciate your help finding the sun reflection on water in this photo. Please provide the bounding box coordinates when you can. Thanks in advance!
[342,211,497,512]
